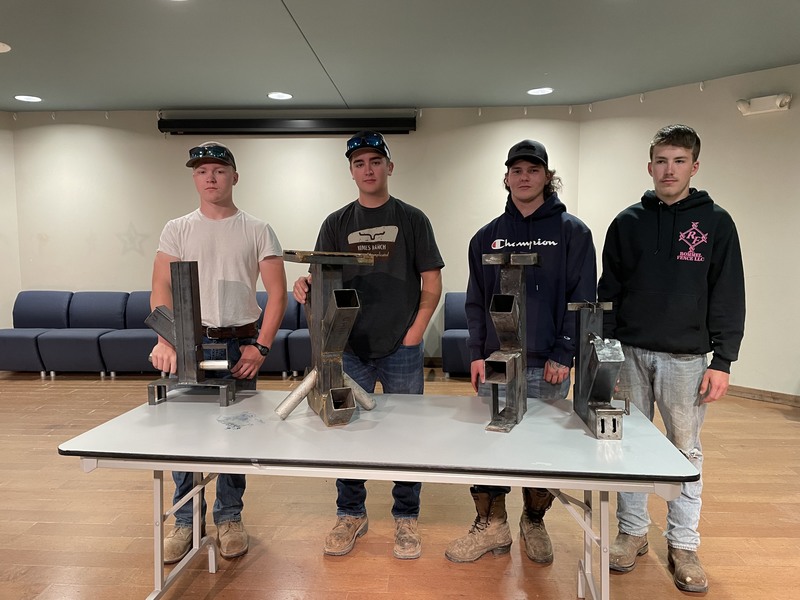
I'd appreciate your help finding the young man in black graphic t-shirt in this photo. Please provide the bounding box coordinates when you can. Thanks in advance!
[293,131,444,560]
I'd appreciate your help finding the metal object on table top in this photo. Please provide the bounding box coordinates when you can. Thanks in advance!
[283,249,375,266]
[148,355,229,373]
[568,301,626,440]
[482,252,539,433]
[276,250,376,426]
[145,261,237,407]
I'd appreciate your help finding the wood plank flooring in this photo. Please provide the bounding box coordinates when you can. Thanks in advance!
[0,370,798,599]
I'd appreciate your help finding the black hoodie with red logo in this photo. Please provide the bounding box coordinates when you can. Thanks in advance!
[598,188,745,373]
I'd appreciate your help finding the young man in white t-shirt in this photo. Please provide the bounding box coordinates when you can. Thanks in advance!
[150,141,287,564]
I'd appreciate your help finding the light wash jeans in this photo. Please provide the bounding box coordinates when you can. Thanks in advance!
[335,343,424,519]
[474,366,570,496]
[172,335,255,527]
[615,345,707,550]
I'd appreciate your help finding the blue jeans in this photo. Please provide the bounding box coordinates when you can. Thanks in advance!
[172,336,255,526]
[335,343,424,519]
[475,366,570,496]
[615,345,707,550]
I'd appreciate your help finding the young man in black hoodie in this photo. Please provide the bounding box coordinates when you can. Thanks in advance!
[598,124,745,593]
[445,140,596,565]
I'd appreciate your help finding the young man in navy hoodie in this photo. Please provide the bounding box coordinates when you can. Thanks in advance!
[598,124,745,593]
[445,140,596,565]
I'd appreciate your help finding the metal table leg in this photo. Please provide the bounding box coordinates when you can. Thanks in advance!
[145,470,218,600]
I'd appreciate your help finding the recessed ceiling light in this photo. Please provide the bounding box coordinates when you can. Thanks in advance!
[267,92,293,101]
[15,95,42,103]
[0,42,11,53]
[527,87,554,96]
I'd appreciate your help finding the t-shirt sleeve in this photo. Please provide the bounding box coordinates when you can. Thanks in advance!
[413,211,445,272]
[258,222,283,260]
[314,214,339,252]
[157,219,181,258]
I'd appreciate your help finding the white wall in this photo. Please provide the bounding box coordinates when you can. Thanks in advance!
[1,63,798,395]
[0,113,22,323]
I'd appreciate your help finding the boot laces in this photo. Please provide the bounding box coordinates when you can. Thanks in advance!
[469,515,490,534]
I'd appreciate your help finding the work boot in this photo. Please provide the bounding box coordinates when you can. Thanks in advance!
[445,492,512,563]
[217,520,249,559]
[520,488,554,564]
[609,532,648,572]
[163,526,193,564]
[324,515,368,556]
[668,547,708,593]
[393,517,421,560]
[519,513,553,564]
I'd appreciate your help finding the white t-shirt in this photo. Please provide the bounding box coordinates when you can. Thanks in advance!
[158,209,282,328]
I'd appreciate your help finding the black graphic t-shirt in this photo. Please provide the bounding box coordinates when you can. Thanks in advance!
[315,196,444,359]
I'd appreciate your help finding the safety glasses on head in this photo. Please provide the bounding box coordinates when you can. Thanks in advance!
[186,144,236,169]
[345,131,391,160]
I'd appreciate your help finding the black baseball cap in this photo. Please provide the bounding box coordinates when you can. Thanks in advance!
[505,139,548,168]
[186,141,237,170]
[345,130,391,160]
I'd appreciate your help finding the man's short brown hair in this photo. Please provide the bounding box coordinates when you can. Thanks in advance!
[649,124,701,162]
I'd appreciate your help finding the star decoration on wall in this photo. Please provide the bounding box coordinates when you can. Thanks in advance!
[117,222,149,255]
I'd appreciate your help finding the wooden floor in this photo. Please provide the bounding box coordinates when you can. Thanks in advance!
[0,370,798,599]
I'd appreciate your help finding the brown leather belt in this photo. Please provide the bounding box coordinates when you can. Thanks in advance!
[202,321,258,340]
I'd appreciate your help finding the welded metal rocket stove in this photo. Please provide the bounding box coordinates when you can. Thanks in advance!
[482,252,539,433]
[145,261,237,406]
[275,250,376,426]
[569,301,627,440]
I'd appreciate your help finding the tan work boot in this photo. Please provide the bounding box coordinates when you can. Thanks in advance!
[609,532,648,572]
[445,492,512,563]
[668,547,708,593]
[324,515,368,556]
[393,517,421,559]
[520,488,555,564]
[217,520,249,559]
[164,526,193,564]
[520,512,553,564]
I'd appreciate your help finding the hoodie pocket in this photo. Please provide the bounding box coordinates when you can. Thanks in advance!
[618,289,704,337]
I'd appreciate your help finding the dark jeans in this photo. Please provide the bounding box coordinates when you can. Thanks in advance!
[335,343,424,518]
[172,336,255,526]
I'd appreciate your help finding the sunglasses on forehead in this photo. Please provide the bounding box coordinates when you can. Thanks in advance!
[346,133,390,158]
[188,145,235,165]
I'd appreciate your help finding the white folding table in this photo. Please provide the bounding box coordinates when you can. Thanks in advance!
[59,389,698,600]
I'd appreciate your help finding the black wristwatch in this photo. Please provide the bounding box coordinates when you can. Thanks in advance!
[252,342,270,356]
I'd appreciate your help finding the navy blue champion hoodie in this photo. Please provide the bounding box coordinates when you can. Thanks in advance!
[466,194,596,369]
[597,189,745,373]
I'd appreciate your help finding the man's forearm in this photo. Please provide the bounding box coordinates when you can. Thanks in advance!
[406,270,442,341]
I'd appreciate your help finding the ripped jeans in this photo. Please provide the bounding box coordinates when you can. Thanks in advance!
[615,345,707,550]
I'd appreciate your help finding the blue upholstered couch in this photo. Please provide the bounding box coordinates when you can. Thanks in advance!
[0,290,312,378]
[441,291,471,376]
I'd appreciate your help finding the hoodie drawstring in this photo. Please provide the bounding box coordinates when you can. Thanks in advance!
[655,202,679,259]
[655,203,662,254]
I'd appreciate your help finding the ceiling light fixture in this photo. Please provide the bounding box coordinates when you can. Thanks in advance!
[527,87,554,96]
[268,92,293,101]
[0,42,11,53]
[15,95,42,103]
